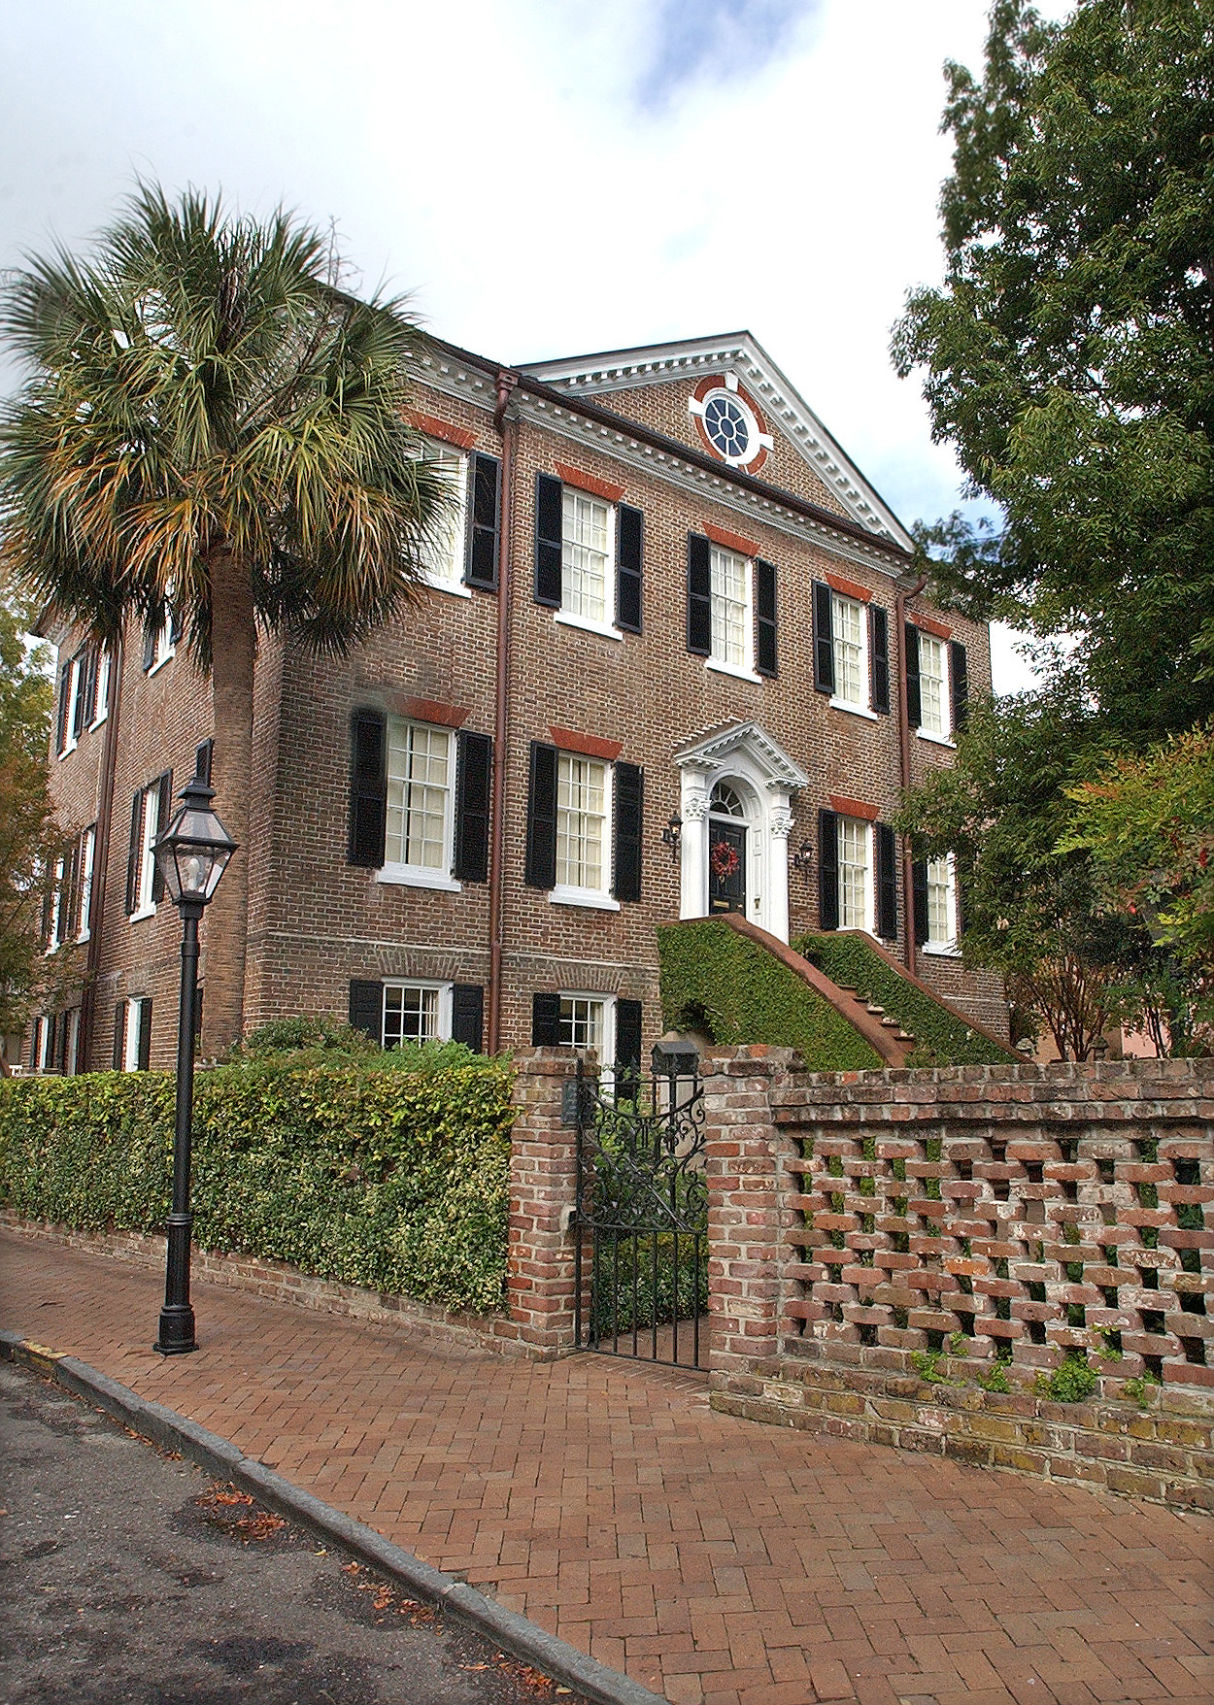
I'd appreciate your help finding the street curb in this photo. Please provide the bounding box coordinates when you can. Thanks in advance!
[0,1329,669,1705]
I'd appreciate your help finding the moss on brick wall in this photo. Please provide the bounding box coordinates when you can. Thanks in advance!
[658,920,882,1072]
[793,932,1014,1066]
[0,1057,515,1313]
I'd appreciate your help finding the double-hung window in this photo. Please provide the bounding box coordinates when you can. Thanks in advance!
[143,595,179,674]
[525,740,643,910]
[127,773,171,920]
[819,808,899,941]
[838,818,873,932]
[906,624,968,743]
[534,470,643,637]
[914,853,959,953]
[384,719,455,883]
[812,579,889,715]
[419,437,470,592]
[45,856,66,952]
[383,981,444,1047]
[114,996,152,1070]
[529,991,644,1074]
[347,977,484,1053]
[918,634,948,737]
[687,532,777,679]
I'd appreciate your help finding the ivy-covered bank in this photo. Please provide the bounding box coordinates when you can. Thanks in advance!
[659,919,882,1072]
[0,1057,515,1314]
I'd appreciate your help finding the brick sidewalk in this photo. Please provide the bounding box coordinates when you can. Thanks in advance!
[2,1229,1210,1705]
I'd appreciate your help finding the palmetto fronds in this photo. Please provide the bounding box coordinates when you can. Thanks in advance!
[0,183,446,664]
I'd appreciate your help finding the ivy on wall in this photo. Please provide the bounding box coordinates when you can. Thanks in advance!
[658,920,882,1072]
[0,1057,515,1314]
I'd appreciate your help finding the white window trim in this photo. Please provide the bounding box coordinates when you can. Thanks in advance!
[58,654,83,757]
[46,856,65,953]
[376,718,461,892]
[417,437,472,596]
[64,1007,81,1076]
[916,631,952,741]
[828,591,871,715]
[76,827,95,942]
[123,997,151,1071]
[706,655,764,685]
[381,979,454,1047]
[148,618,175,675]
[555,488,621,637]
[558,992,617,1068]
[916,728,957,750]
[838,817,876,936]
[548,752,619,911]
[130,785,161,922]
[705,543,757,677]
[32,1016,50,1072]
[89,649,111,729]
[922,852,962,956]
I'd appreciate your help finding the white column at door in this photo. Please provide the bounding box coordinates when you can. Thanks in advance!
[767,799,793,943]
[680,785,710,919]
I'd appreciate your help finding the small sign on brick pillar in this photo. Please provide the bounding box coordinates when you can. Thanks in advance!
[701,1046,799,1384]
[506,1048,582,1357]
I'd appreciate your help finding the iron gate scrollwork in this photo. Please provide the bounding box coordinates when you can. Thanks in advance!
[572,1058,708,1369]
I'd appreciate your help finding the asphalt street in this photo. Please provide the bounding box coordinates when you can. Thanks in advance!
[0,1360,585,1705]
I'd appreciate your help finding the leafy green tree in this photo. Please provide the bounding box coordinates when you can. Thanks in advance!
[0,574,56,1066]
[894,687,1193,1057]
[1065,724,1214,1036]
[0,186,445,1053]
[893,0,1214,738]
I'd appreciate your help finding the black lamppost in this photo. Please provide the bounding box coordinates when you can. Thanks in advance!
[151,760,237,1356]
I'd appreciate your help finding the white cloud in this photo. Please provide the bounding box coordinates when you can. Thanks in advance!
[2,0,1043,688]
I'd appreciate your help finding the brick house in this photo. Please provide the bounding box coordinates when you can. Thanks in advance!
[23,330,1006,1075]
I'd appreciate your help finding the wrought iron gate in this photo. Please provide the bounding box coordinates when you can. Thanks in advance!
[572,1059,708,1370]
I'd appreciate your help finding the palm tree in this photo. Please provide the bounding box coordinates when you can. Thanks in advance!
[0,185,446,1054]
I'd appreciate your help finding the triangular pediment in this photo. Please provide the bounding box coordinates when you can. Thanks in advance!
[520,332,912,551]
[675,721,808,791]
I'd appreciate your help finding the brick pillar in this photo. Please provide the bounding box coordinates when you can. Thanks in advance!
[505,1048,582,1357]
[701,1046,799,1384]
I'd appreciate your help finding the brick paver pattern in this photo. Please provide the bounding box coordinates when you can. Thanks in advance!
[2,1229,1210,1705]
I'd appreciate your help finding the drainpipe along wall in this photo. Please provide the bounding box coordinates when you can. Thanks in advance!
[487,371,519,1053]
[895,574,928,973]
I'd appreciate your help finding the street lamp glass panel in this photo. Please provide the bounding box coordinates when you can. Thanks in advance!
[153,784,236,906]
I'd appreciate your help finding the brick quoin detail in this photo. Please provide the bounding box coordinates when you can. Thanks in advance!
[505,1049,583,1357]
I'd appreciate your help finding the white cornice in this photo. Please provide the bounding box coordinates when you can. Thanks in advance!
[511,390,908,580]
[521,333,914,553]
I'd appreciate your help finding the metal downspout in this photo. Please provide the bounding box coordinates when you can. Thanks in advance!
[895,574,929,973]
[487,371,519,1053]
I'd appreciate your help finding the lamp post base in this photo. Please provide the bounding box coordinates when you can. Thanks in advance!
[154,1305,198,1356]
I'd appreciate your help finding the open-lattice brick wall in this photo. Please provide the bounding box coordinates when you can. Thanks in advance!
[774,1059,1213,1395]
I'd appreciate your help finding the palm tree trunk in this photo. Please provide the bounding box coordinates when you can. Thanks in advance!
[200,548,256,1057]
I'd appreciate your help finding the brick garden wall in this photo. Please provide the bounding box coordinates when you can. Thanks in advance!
[701,1050,1214,1509]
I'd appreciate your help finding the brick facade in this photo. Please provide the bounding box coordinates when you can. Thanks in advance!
[25,329,1006,1073]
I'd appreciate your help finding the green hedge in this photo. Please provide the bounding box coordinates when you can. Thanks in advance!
[0,1058,515,1313]
[658,920,882,1072]
[793,932,1015,1066]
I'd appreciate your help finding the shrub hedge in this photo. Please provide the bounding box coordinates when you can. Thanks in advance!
[658,919,883,1072]
[0,1057,515,1314]
[793,932,1015,1066]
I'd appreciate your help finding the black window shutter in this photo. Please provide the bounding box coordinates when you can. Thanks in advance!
[755,560,777,677]
[813,582,835,693]
[612,762,643,903]
[870,605,890,714]
[29,1017,39,1071]
[151,771,172,903]
[195,738,214,785]
[951,640,969,732]
[56,1011,70,1074]
[912,859,929,945]
[451,984,484,1053]
[348,979,383,1044]
[876,823,898,941]
[686,533,712,655]
[45,1013,57,1073]
[56,662,71,750]
[525,742,558,889]
[905,624,922,727]
[142,621,156,672]
[348,709,387,868]
[136,1001,152,1071]
[170,603,183,645]
[125,790,142,915]
[466,453,501,589]
[72,652,88,739]
[531,992,562,1047]
[84,646,99,726]
[616,503,643,634]
[113,1002,126,1070]
[818,809,840,931]
[534,473,563,607]
[63,839,79,942]
[615,998,643,1073]
[454,730,492,883]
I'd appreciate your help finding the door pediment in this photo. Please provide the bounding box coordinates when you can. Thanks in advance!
[675,721,808,792]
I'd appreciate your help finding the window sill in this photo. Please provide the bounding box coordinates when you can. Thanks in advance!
[554,610,623,642]
[829,698,879,722]
[58,740,78,760]
[705,657,762,685]
[147,650,175,677]
[376,866,462,893]
[921,942,962,958]
[129,904,157,924]
[916,728,955,749]
[89,711,108,731]
[422,573,473,599]
[549,886,621,912]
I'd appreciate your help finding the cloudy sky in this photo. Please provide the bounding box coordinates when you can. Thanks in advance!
[1,0,1048,689]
